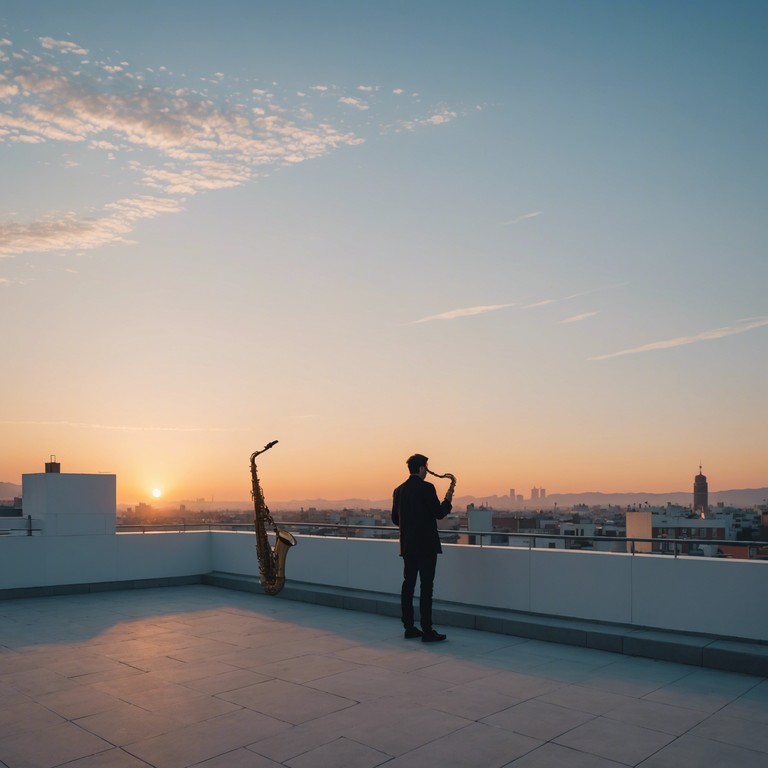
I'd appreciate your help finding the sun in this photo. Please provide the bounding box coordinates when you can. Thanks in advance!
[151,488,162,499]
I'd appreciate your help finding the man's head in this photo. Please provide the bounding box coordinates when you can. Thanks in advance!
[406,453,429,476]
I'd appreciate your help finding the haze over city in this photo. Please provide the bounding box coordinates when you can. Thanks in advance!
[1,1,766,505]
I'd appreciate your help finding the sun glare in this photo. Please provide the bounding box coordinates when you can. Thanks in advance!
[152,488,162,498]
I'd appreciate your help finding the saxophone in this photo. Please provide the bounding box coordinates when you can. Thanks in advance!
[427,468,457,504]
[250,441,296,595]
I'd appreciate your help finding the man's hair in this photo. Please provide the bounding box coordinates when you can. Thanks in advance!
[406,454,429,473]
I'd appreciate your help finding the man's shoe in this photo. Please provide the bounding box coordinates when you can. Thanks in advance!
[421,630,447,643]
[404,627,423,639]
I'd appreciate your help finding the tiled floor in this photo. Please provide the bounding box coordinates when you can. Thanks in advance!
[1,585,767,768]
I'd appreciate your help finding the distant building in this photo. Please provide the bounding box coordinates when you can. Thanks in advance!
[693,466,709,517]
[530,487,539,500]
[540,488,546,499]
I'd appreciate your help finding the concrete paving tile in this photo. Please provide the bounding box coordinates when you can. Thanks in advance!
[75,701,181,746]
[118,681,209,711]
[577,660,693,698]
[463,669,564,701]
[0,682,32,708]
[719,690,768,725]
[123,708,290,768]
[537,683,638,715]
[0,700,66,739]
[553,716,674,765]
[2,666,81,698]
[147,660,242,684]
[246,718,341,762]
[248,653,364,684]
[505,742,626,767]
[688,712,768,754]
[55,747,156,768]
[181,669,272,694]
[377,721,541,768]
[412,658,501,684]
[365,647,446,674]
[166,641,245,663]
[285,736,390,768]
[197,747,283,767]
[306,664,450,702]
[0,722,113,768]
[603,697,709,736]
[219,678,356,724]
[643,679,755,714]
[525,658,609,684]
[36,686,124,720]
[637,733,768,768]
[41,654,129,679]
[483,699,596,741]
[416,683,524,720]
[90,670,171,697]
[513,640,620,665]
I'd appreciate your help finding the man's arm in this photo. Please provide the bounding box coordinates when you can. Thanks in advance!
[391,487,400,526]
[424,482,452,520]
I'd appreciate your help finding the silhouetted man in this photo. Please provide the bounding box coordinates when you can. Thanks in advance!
[392,453,452,642]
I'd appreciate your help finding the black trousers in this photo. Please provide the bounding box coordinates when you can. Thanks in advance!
[400,552,438,632]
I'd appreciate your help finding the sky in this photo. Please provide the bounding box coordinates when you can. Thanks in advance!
[1,0,766,504]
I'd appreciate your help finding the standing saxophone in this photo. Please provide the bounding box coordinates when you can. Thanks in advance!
[427,468,457,504]
[250,441,296,595]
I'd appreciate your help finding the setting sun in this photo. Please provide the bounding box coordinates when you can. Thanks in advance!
[152,488,162,499]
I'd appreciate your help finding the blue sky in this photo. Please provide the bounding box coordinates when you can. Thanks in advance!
[1,1,766,501]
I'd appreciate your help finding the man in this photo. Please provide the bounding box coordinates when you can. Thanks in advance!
[392,453,453,643]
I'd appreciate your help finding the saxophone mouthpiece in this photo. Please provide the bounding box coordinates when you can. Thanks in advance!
[265,440,278,450]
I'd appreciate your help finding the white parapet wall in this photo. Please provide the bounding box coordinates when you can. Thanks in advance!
[0,532,211,589]
[1,529,766,642]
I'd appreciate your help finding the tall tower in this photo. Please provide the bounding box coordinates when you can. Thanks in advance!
[693,465,709,518]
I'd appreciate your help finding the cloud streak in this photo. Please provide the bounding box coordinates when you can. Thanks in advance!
[413,304,514,323]
[561,311,597,324]
[503,211,542,226]
[523,283,629,310]
[590,316,768,361]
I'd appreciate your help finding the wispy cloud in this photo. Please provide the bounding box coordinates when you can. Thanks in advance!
[391,105,458,131]
[503,211,542,226]
[338,96,369,110]
[0,36,460,259]
[561,311,597,324]
[39,37,89,56]
[413,304,514,323]
[524,283,629,310]
[1,196,183,257]
[590,316,768,361]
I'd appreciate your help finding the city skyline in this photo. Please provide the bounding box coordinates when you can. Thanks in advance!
[1,2,766,503]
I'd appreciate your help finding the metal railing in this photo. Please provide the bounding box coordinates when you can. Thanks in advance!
[114,521,768,559]
[0,515,40,536]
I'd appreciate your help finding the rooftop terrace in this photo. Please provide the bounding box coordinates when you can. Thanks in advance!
[2,584,768,768]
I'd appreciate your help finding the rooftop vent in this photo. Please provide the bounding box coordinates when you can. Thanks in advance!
[45,455,60,473]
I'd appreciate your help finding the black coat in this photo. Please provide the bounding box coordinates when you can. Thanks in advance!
[391,475,452,557]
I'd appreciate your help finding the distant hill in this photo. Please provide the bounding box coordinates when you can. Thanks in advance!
[8,482,767,511]
[0,482,22,501]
